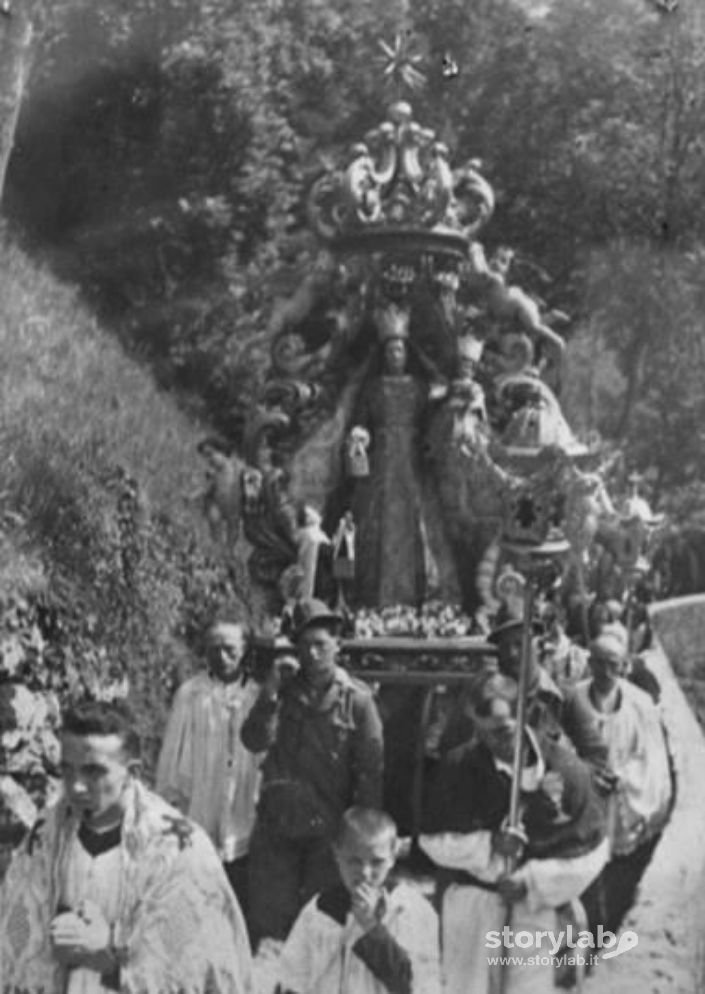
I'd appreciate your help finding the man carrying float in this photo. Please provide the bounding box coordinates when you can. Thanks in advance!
[420,665,609,993]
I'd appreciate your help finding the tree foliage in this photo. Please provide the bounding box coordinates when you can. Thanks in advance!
[3,0,705,508]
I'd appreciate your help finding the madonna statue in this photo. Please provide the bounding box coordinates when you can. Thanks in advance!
[346,303,456,608]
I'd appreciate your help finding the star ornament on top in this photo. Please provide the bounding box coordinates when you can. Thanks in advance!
[377,33,427,95]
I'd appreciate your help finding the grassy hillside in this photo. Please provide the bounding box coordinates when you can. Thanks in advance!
[0,228,247,773]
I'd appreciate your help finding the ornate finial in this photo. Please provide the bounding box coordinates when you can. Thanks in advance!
[376,33,427,97]
[307,103,495,259]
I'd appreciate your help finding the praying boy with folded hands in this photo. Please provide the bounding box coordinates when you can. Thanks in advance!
[276,806,440,994]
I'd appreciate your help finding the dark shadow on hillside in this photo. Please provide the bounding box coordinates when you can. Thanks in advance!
[4,51,253,441]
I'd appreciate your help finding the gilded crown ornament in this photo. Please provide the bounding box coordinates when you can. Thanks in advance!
[307,101,495,259]
[374,302,411,343]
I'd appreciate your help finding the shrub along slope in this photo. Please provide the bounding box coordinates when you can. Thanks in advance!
[0,229,247,776]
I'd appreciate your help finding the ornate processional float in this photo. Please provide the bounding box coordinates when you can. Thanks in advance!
[235,97,593,620]
[215,94,662,834]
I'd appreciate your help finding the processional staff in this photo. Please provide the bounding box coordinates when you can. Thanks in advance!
[506,573,534,845]
[499,535,571,994]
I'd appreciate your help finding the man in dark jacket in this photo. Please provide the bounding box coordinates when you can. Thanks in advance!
[242,599,384,947]
[420,671,608,994]
[437,615,612,781]
[489,615,613,778]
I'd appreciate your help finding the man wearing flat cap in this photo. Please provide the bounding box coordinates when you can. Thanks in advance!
[489,609,612,775]
[242,598,384,947]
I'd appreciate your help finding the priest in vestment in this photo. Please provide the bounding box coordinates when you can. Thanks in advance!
[0,699,252,994]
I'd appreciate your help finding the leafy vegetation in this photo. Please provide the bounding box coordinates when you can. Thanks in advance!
[0,231,248,781]
[2,0,704,505]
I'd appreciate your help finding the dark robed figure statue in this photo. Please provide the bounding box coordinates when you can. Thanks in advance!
[347,303,444,608]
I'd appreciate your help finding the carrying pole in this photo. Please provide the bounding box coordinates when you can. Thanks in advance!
[499,569,535,994]
[507,576,534,835]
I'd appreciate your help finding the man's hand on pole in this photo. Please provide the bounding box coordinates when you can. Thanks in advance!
[492,821,528,862]
[497,874,529,904]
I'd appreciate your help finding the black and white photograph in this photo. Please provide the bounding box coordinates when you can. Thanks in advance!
[0,0,703,991]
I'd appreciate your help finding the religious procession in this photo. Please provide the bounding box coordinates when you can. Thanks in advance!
[0,16,693,994]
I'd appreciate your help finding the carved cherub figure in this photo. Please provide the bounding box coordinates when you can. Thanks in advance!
[467,242,566,378]
[196,437,242,551]
[296,505,331,601]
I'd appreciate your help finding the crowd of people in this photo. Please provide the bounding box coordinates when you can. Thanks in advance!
[0,594,674,994]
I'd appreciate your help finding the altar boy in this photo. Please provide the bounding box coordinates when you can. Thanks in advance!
[276,807,440,994]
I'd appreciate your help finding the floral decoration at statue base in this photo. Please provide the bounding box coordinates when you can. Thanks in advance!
[352,601,477,639]
[340,600,492,678]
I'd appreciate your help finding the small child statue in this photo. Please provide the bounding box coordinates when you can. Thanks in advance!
[332,511,356,611]
[296,505,331,601]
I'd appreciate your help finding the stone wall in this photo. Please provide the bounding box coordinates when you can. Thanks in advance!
[584,596,705,993]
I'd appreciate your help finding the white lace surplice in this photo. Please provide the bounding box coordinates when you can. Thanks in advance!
[277,882,441,994]
[0,781,253,994]
[419,730,609,994]
[573,678,672,854]
[156,672,261,861]
[58,831,123,994]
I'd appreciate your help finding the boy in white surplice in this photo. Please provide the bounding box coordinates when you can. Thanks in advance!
[276,807,441,994]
